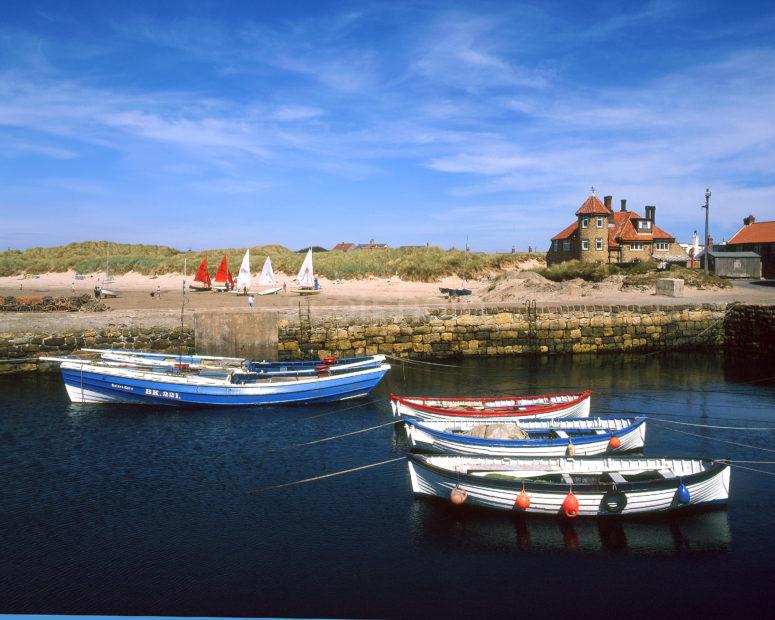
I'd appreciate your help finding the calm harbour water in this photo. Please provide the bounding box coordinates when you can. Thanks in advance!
[2,352,775,618]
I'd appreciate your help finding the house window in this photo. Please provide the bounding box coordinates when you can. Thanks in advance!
[637,220,652,230]
[581,239,589,251]
[595,238,603,251]
[630,243,644,251]
[563,240,571,251]
[581,218,589,228]
[596,217,604,228]
[655,242,669,251]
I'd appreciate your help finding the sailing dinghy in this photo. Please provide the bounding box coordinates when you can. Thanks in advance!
[190,257,212,291]
[294,249,320,295]
[233,249,252,294]
[257,256,282,295]
[212,255,234,291]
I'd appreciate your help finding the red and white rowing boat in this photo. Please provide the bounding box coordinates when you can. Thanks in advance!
[390,391,591,421]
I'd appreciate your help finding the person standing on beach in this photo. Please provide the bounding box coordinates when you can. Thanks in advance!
[283,282,287,293]
[156,285,161,299]
[71,281,75,294]
[248,294,255,309]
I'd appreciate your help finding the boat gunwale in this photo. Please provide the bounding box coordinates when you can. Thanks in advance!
[405,416,645,448]
[408,453,728,493]
[392,390,591,417]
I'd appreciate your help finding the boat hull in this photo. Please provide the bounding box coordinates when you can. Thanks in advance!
[59,363,390,406]
[408,455,730,517]
[405,417,646,457]
[392,392,591,421]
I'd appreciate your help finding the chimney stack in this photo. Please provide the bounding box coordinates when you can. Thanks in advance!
[620,199,627,212]
[743,215,756,226]
[645,205,656,223]
[604,195,612,210]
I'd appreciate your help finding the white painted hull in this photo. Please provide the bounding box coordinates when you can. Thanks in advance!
[408,455,730,516]
[393,394,591,421]
[405,417,646,456]
[257,287,282,295]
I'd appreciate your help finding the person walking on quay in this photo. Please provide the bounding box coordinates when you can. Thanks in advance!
[248,294,255,309]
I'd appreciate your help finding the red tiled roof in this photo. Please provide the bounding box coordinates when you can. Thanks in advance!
[728,221,775,244]
[332,242,354,251]
[551,221,578,241]
[608,210,675,244]
[575,195,613,216]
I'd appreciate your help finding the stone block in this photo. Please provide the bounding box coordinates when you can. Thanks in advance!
[656,278,684,297]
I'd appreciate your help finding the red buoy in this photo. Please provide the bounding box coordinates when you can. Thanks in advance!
[562,490,579,518]
[608,435,622,450]
[450,486,468,505]
[516,489,531,510]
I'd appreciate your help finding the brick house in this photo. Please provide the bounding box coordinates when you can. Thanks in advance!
[727,215,775,278]
[331,242,355,252]
[547,193,687,265]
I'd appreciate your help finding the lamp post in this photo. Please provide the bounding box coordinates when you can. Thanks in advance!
[702,188,711,274]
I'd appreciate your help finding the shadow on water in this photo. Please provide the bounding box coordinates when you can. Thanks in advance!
[409,499,732,556]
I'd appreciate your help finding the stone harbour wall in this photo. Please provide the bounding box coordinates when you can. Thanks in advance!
[725,304,775,358]
[0,317,194,373]
[278,304,726,360]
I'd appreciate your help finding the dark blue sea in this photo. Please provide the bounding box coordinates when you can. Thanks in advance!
[2,352,775,618]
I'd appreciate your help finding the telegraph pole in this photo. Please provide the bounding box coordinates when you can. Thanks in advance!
[702,188,711,274]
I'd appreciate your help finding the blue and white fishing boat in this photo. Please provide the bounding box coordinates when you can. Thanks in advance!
[41,357,390,406]
[404,416,646,457]
[408,454,730,517]
[84,349,385,376]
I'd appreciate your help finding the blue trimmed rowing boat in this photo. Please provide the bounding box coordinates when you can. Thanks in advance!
[42,357,390,406]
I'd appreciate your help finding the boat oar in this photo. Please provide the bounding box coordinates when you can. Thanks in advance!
[246,456,406,494]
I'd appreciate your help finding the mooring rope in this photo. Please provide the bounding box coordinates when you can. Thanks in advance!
[650,422,775,454]
[269,420,400,452]
[645,417,775,431]
[727,462,775,478]
[385,354,460,368]
[303,399,377,420]
[246,456,406,494]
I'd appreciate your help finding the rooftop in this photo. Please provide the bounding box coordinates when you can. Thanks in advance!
[728,221,775,245]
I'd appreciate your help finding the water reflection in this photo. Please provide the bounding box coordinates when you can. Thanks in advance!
[409,500,731,556]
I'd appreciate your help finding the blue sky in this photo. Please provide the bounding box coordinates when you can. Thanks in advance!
[1,0,773,251]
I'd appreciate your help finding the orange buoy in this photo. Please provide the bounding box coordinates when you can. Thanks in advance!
[450,486,468,505]
[322,355,337,365]
[515,489,531,510]
[608,435,622,450]
[562,490,579,518]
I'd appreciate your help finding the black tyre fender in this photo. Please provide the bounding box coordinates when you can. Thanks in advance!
[600,489,628,514]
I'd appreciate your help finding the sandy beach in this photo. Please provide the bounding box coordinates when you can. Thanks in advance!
[2,268,774,311]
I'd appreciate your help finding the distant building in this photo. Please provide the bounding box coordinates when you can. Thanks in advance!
[726,215,775,278]
[354,238,388,250]
[547,193,687,266]
[332,242,355,252]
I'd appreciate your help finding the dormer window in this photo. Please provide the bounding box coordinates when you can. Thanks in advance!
[581,218,589,228]
[596,217,604,228]
[637,220,652,231]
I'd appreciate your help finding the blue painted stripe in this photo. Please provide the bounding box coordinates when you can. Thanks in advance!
[61,365,389,407]
[405,416,645,447]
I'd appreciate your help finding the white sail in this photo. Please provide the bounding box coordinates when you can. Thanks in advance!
[296,249,314,288]
[259,257,276,286]
[236,249,251,291]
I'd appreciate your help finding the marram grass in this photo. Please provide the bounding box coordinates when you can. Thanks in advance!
[0,241,541,283]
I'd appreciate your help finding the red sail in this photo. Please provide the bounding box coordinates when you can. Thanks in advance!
[227,271,235,287]
[214,255,229,283]
[193,257,211,286]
